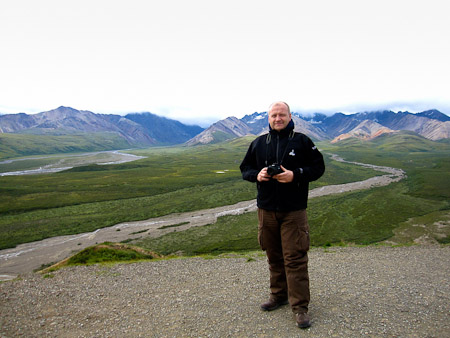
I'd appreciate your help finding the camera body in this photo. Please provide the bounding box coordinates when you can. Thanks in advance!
[267,163,283,176]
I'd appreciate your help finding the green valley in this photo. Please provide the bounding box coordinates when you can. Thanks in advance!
[0,133,449,253]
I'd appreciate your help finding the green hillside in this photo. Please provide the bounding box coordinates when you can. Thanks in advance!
[0,132,131,160]
[325,131,449,159]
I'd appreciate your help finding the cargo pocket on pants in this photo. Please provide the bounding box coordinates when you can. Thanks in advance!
[297,227,310,253]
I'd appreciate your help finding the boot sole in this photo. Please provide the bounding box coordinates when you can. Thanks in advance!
[260,300,289,311]
[297,322,311,329]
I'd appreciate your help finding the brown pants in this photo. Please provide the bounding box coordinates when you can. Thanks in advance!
[258,208,310,313]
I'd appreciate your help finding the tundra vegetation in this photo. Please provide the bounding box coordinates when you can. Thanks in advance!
[0,134,449,260]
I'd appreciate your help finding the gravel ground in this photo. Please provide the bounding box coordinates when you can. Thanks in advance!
[1,245,449,337]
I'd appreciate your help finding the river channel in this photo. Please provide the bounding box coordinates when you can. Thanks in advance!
[0,150,146,176]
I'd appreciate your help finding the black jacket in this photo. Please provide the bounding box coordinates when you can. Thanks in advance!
[240,120,325,211]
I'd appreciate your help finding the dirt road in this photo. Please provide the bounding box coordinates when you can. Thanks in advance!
[0,156,405,280]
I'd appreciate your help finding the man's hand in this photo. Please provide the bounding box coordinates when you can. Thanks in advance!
[257,167,271,182]
[273,165,294,183]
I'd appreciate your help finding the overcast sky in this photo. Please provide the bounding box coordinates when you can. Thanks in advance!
[1,0,449,126]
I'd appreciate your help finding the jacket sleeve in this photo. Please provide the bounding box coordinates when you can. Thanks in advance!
[240,141,260,183]
[293,137,325,182]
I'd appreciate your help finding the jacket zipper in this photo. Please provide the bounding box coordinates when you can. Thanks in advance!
[275,134,280,210]
[276,134,279,163]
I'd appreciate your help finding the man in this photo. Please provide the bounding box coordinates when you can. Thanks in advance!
[240,102,325,328]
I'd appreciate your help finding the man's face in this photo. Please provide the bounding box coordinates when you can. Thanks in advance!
[268,104,292,131]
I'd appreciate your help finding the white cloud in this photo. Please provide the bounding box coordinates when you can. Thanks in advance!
[1,0,449,122]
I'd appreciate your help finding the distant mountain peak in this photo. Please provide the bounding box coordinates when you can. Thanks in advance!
[185,116,251,145]
[416,109,450,122]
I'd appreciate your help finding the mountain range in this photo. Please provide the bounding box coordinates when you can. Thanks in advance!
[188,109,450,145]
[0,106,204,146]
[1,107,449,151]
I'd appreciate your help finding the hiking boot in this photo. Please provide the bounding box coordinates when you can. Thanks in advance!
[295,312,311,328]
[260,298,289,311]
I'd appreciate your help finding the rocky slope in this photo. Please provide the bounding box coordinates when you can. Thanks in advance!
[185,117,251,145]
[331,120,395,143]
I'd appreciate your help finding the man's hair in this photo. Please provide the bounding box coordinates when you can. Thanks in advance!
[269,101,290,114]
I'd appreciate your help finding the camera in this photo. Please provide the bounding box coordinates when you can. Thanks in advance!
[267,163,283,176]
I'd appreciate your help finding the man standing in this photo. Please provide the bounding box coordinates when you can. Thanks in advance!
[240,102,325,328]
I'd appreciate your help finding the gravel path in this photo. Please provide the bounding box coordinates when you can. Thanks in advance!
[1,245,449,337]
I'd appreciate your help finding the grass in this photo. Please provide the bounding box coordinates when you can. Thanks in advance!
[38,242,160,273]
[134,212,259,256]
[66,242,159,265]
[0,138,378,249]
[0,180,255,249]
[0,132,131,160]
[388,210,450,245]
[307,182,448,245]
